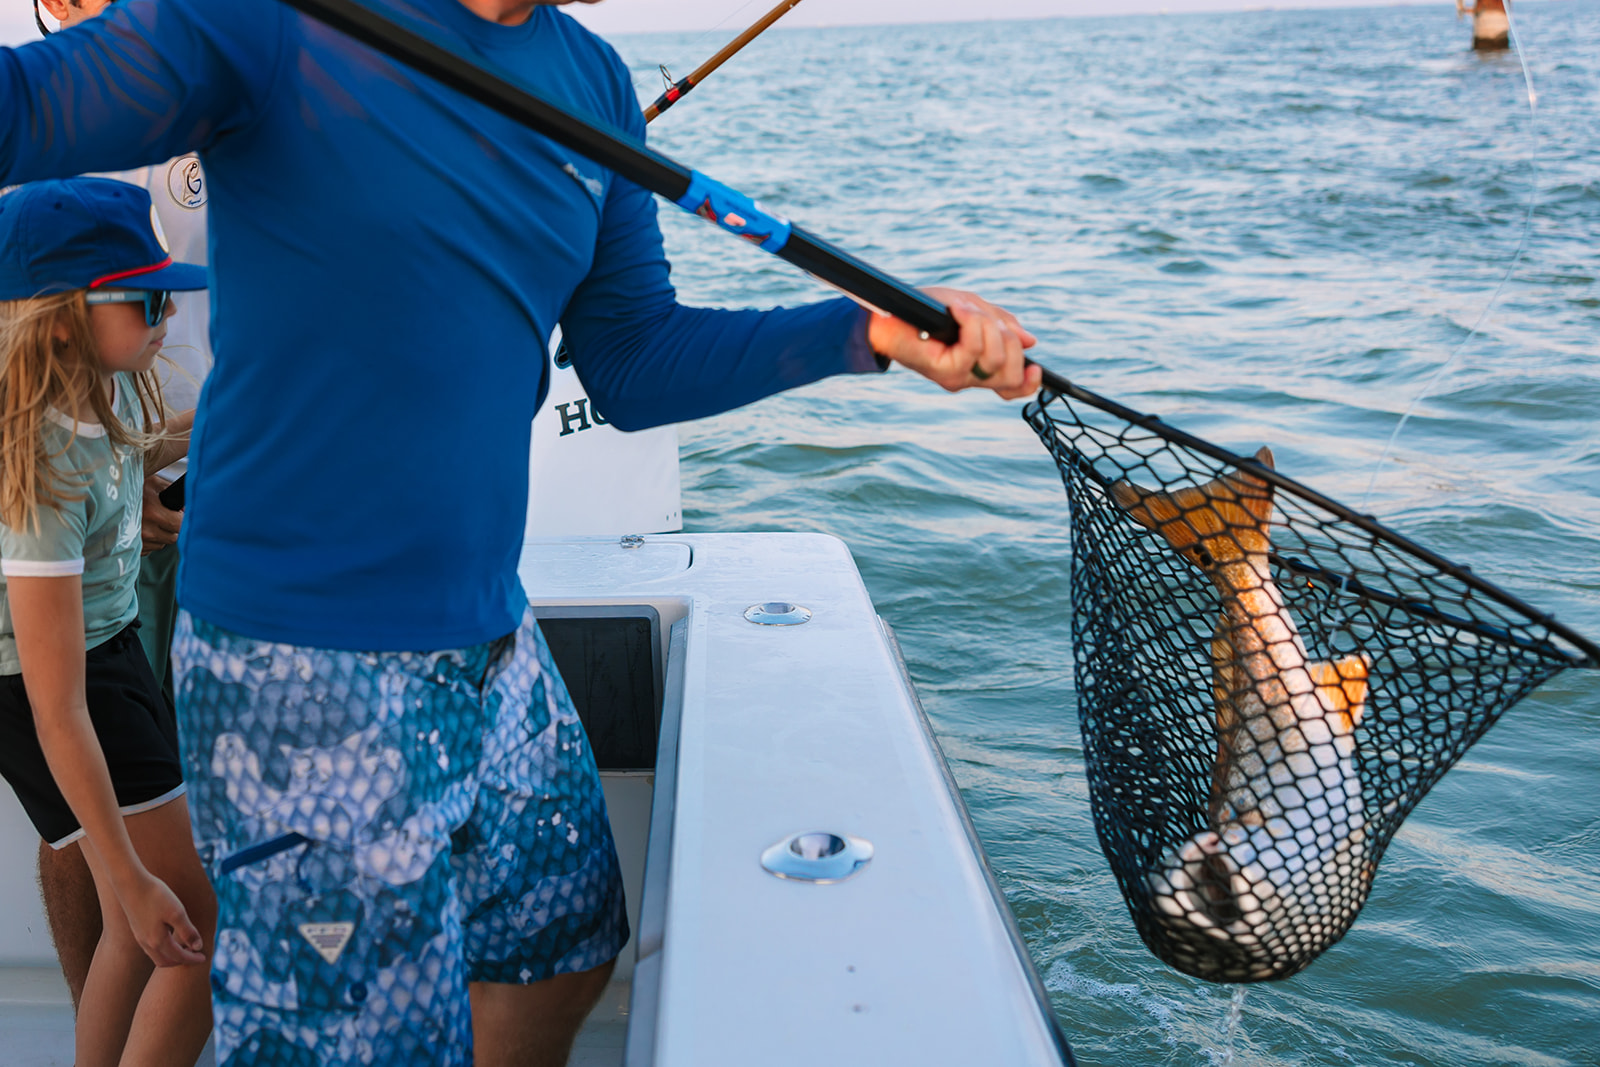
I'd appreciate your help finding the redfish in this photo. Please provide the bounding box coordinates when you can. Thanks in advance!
[1111,448,1373,976]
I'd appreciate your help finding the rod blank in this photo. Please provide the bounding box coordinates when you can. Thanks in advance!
[645,0,806,123]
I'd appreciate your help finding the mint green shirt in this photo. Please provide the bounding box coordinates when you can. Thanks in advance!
[0,376,144,675]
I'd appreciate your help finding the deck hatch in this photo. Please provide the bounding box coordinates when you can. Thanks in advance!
[533,605,663,771]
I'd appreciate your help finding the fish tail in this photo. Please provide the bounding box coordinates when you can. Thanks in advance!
[1110,446,1277,568]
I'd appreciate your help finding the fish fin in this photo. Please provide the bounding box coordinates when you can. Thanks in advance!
[1110,446,1277,569]
[1308,654,1371,727]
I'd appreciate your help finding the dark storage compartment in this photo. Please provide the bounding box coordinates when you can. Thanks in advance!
[534,606,663,771]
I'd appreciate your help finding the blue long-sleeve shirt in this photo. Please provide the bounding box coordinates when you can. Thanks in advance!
[0,0,878,650]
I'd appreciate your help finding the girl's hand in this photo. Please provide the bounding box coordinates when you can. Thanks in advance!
[865,286,1043,401]
[121,872,206,967]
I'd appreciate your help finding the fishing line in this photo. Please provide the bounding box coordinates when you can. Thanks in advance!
[688,0,768,50]
[1359,7,1540,512]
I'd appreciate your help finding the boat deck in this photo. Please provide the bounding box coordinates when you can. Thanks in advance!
[0,533,1073,1066]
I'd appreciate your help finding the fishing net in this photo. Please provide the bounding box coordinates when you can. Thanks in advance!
[1022,379,1600,984]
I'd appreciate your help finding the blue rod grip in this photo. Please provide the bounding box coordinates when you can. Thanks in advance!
[675,172,792,253]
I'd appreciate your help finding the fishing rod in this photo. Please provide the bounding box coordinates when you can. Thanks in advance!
[644,0,806,123]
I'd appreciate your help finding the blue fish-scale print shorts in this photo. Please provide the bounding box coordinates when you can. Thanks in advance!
[172,607,628,1067]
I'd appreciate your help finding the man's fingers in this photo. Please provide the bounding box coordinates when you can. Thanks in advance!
[976,315,1029,392]
[982,301,1035,349]
[973,313,1004,383]
[946,299,1030,393]
[995,362,1044,401]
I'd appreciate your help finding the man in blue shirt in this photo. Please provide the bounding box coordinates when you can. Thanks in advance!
[1,1,1040,1063]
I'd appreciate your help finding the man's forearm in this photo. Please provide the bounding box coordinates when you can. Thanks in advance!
[146,409,194,474]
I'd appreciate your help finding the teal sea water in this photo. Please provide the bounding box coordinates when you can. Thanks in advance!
[611,3,1599,1063]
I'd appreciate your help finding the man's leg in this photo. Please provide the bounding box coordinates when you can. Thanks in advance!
[469,960,615,1067]
[173,612,483,1066]
[37,838,102,1011]
[456,610,629,1067]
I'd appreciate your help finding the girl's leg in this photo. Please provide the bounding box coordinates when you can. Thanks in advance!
[74,837,155,1067]
[116,795,217,1067]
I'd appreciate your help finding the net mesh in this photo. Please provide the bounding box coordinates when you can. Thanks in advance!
[1023,381,1598,983]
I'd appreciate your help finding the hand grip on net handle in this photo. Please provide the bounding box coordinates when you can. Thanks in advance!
[274,0,1057,382]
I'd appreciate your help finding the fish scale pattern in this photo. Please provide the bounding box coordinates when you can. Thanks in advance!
[1024,384,1597,983]
[173,608,628,1066]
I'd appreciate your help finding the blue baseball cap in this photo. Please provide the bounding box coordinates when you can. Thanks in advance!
[0,177,208,301]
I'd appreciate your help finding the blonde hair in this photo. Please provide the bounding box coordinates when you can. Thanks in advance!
[0,291,166,532]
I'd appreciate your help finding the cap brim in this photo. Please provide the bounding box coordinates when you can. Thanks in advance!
[117,261,208,291]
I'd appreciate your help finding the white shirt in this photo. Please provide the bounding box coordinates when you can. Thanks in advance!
[94,157,212,479]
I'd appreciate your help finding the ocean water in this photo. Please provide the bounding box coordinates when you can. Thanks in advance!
[608,3,1600,1063]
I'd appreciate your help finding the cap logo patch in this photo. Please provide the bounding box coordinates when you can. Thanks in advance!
[149,206,170,254]
[298,922,356,965]
[166,157,207,210]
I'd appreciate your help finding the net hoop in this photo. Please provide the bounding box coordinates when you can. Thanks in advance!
[1025,372,1597,982]
[1028,373,1599,669]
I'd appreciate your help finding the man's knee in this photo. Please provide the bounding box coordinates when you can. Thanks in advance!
[473,956,616,1019]
[469,957,617,1067]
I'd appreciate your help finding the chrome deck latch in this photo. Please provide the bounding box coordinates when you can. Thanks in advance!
[761,831,873,884]
[744,602,812,626]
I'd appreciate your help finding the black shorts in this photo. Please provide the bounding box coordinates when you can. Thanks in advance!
[0,623,185,848]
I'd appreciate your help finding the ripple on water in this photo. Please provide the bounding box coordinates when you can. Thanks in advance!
[618,3,1600,1062]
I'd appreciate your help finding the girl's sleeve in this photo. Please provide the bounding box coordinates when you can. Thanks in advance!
[0,500,88,579]
[0,0,286,186]
[558,111,884,433]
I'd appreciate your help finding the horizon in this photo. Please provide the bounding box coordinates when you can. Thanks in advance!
[564,0,1443,35]
[0,0,1465,47]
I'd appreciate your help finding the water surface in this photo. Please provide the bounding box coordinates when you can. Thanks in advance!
[611,4,1600,1062]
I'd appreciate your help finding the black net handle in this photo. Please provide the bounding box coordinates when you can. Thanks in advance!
[1031,375,1600,669]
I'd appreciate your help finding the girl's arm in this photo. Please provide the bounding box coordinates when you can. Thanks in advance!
[7,576,204,967]
[145,408,194,476]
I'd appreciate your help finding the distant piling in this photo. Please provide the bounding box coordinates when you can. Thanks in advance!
[1460,0,1511,52]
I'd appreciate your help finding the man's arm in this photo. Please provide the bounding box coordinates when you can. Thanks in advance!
[0,0,282,185]
[559,119,1035,429]
[145,408,194,477]
[141,408,193,554]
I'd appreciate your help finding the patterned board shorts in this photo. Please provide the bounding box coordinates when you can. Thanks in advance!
[173,607,629,1067]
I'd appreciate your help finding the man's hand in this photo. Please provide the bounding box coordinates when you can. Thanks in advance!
[142,475,182,556]
[865,287,1042,401]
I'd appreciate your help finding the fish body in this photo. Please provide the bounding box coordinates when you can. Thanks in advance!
[1112,448,1373,976]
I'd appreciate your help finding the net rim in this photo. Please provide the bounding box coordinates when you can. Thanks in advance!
[1025,368,1600,669]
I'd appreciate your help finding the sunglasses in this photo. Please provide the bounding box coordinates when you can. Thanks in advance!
[34,0,120,37]
[85,289,172,327]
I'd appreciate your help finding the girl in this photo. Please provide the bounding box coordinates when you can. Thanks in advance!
[0,177,214,1067]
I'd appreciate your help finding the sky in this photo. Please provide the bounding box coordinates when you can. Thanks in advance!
[0,0,1442,47]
